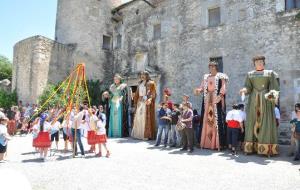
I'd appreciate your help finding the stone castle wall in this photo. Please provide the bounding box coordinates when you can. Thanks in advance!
[111,0,300,143]
[13,36,73,104]
[12,0,300,143]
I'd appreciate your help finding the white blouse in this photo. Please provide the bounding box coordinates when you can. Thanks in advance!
[138,82,147,97]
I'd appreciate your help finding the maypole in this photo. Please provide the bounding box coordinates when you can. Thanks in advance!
[32,63,90,158]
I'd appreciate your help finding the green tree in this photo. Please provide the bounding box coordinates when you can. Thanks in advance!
[0,55,12,81]
[87,80,109,106]
[0,90,17,110]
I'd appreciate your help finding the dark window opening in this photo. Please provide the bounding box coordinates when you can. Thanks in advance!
[208,7,221,27]
[102,35,111,50]
[116,34,122,49]
[153,24,161,40]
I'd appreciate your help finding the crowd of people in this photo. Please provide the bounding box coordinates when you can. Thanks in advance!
[1,55,300,163]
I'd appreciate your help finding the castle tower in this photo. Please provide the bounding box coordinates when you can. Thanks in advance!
[55,0,121,80]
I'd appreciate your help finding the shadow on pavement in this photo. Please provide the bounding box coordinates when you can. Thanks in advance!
[115,138,156,145]
[22,158,45,163]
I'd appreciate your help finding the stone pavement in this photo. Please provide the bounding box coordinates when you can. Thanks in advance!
[0,135,299,190]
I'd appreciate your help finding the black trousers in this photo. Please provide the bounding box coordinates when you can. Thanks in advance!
[182,127,194,150]
[227,128,240,149]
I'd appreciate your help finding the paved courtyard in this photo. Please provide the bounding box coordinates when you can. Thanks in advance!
[0,135,299,190]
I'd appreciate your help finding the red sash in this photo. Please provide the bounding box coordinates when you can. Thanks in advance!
[227,120,240,128]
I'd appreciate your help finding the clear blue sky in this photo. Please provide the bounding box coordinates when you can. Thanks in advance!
[0,0,57,61]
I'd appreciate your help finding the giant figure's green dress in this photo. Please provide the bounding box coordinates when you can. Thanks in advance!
[243,70,279,156]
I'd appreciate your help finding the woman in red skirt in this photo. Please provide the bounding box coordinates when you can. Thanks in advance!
[32,114,51,161]
[96,116,110,157]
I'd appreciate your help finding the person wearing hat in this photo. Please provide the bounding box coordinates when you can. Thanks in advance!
[239,55,280,156]
[0,114,11,162]
[194,61,229,151]
[108,74,129,138]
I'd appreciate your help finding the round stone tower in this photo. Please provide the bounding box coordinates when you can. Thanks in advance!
[55,0,122,80]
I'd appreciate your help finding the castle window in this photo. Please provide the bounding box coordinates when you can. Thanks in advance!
[285,0,300,10]
[209,57,223,72]
[116,34,122,49]
[208,7,221,27]
[153,24,161,40]
[294,78,300,103]
[102,35,111,50]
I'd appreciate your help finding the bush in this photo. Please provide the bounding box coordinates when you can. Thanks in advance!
[296,12,300,20]
[0,55,12,81]
[0,90,17,110]
[87,80,110,106]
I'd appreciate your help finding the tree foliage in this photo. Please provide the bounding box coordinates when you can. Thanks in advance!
[38,79,109,111]
[0,90,17,110]
[0,55,12,81]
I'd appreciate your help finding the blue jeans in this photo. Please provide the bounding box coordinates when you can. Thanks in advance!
[71,128,85,155]
[170,124,181,146]
[193,125,201,145]
[295,139,300,159]
[155,125,169,146]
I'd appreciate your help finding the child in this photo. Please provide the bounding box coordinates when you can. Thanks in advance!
[290,105,300,161]
[32,117,40,152]
[87,108,99,153]
[50,119,61,150]
[0,114,11,162]
[155,102,171,147]
[95,113,110,157]
[32,113,51,161]
[61,116,72,152]
[169,104,181,147]
[226,104,244,155]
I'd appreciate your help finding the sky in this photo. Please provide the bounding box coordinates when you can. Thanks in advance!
[0,0,57,61]
[0,0,133,62]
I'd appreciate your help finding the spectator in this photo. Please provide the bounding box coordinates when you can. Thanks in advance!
[290,104,300,161]
[226,104,244,155]
[180,103,194,153]
[169,104,181,147]
[192,109,201,146]
[0,113,11,162]
[155,102,171,147]
[238,104,246,150]
[288,103,300,156]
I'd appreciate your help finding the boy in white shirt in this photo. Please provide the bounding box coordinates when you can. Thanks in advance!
[50,119,61,150]
[226,104,244,155]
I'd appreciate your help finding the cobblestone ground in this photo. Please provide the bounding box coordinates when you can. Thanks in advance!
[0,135,299,190]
